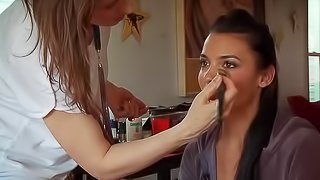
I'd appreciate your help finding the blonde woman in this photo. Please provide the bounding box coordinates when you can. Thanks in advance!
[0,0,237,179]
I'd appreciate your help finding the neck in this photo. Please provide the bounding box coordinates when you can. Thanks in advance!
[219,97,260,145]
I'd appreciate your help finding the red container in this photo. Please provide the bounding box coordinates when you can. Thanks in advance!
[150,111,187,135]
[151,117,170,135]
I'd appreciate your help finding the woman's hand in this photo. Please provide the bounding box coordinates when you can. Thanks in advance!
[105,81,148,119]
[178,75,237,139]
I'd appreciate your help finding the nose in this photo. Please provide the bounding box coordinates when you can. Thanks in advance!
[204,65,219,85]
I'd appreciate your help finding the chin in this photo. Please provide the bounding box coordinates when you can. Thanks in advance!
[99,21,121,27]
[92,18,122,27]
[109,21,121,26]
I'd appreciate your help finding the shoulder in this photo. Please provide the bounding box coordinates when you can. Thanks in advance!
[284,116,320,152]
[278,117,320,179]
[261,116,320,179]
[286,117,320,153]
[0,0,35,58]
[0,0,31,27]
[268,116,320,151]
[263,115,320,159]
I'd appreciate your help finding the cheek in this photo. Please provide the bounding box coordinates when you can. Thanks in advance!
[232,70,250,86]
[229,70,259,104]
[91,8,124,26]
[92,10,114,24]
[229,66,258,87]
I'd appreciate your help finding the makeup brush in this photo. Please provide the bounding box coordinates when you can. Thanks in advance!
[217,68,228,123]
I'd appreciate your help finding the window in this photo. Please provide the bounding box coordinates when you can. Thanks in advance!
[0,0,14,14]
[308,0,320,102]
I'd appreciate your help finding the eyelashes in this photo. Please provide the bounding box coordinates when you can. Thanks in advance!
[199,59,238,69]
[200,59,209,68]
[222,60,237,68]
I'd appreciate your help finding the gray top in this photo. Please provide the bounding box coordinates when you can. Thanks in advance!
[178,116,320,180]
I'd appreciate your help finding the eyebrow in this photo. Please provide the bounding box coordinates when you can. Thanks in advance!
[200,54,240,61]
[200,54,208,59]
[219,55,240,60]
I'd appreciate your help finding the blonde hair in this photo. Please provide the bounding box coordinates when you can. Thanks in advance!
[23,0,101,120]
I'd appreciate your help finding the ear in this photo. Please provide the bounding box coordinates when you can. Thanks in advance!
[258,65,275,88]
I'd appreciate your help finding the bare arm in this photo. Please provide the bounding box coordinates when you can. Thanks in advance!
[44,75,236,180]
[44,110,191,179]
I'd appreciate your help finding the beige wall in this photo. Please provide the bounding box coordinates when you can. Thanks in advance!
[107,0,192,107]
[265,0,308,111]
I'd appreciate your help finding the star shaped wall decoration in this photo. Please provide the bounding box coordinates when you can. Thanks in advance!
[122,2,149,43]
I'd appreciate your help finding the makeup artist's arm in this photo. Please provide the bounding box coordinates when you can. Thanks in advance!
[44,75,236,180]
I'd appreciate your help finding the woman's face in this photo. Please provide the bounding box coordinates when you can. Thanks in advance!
[198,33,264,111]
[91,0,133,26]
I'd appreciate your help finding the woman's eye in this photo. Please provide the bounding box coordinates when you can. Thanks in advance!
[200,60,209,68]
[223,61,236,68]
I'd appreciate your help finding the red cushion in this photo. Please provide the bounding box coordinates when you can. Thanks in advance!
[287,96,320,131]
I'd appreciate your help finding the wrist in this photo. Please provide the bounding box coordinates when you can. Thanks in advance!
[168,118,196,145]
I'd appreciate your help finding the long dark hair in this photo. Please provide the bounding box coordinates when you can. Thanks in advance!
[210,9,278,180]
